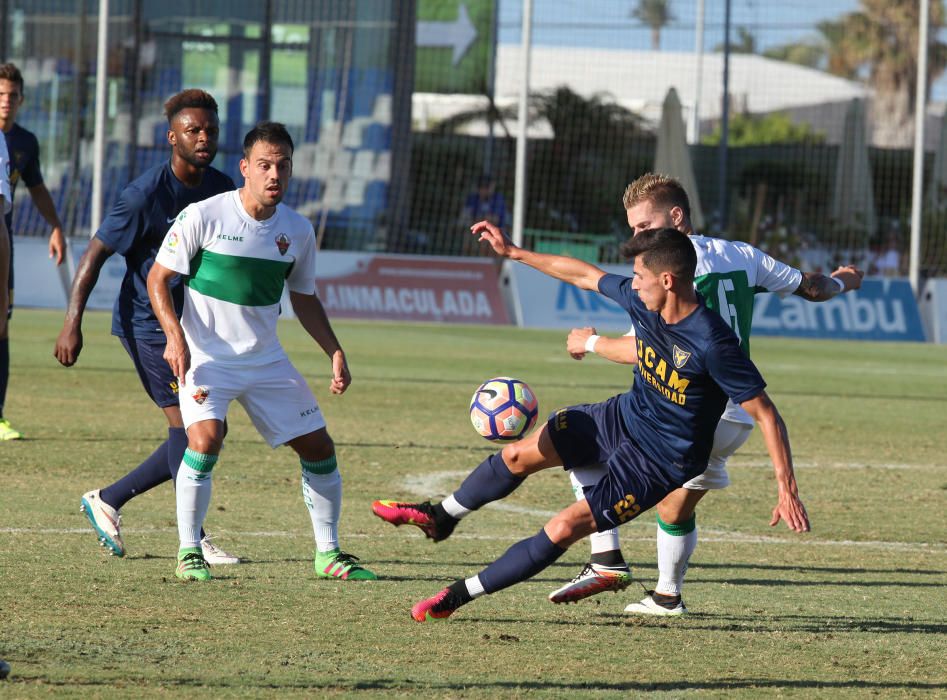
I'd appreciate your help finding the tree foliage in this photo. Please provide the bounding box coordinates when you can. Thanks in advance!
[714,27,758,54]
[631,0,674,51]
[702,112,825,146]
[425,87,653,239]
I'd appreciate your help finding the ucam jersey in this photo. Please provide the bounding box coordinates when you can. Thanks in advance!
[599,274,766,480]
[95,162,235,340]
[154,190,316,366]
[628,235,801,425]
[0,134,11,215]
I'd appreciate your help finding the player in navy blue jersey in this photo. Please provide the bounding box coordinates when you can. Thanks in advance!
[0,63,66,441]
[374,222,809,622]
[0,123,13,363]
[53,89,239,564]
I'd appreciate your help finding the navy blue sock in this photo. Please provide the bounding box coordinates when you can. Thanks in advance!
[165,427,206,540]
[478,528,567,594]
[0,337,8,416]
[452,453,524,511]
[99,440,172,510]
[166,427,188,482]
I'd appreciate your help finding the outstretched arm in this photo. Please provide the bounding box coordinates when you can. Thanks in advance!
[27,183,66,266]
[290,291,350,395]
[793,266,864,302]
[53,237,114,366]
[472,220,606,292]
[147,261,190,384]
[739,391,810,533]
[566,326,638,364]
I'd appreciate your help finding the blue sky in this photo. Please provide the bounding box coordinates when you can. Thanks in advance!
[497,0,947,101]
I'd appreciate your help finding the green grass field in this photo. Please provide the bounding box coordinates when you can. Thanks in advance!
[1,309,945,697]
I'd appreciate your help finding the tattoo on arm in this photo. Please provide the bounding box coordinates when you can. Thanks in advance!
[793,272,836,302]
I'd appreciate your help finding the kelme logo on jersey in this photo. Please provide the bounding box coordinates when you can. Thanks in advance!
[672,345,691,369]
[192,386,210,405]
[275,233,290,255]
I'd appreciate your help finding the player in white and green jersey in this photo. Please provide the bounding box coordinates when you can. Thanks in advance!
[549,173,863,614]
[148,121,376,583]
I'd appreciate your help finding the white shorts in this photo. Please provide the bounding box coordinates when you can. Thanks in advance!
[180,356,326,448]
[682,419,753,490]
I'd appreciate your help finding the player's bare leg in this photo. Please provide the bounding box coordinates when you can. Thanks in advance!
[413,499,598,621]
[548,464,632,603]
[373,425,561,540]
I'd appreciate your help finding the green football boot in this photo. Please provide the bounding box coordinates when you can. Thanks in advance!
[175,547,212,581]
[314,549,378,580]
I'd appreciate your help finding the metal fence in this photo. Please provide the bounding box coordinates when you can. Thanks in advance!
[6,0,947,280]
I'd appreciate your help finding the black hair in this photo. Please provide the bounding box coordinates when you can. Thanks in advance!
[164,89,219,124]
[243,121,294,158]
[620,227,696,283]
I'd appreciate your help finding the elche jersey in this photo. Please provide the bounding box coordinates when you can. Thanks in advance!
[155,190,317,366]
[628,234,801,426]
[691,235,800,423]
[599,273,766,479]
[95,161,235,340]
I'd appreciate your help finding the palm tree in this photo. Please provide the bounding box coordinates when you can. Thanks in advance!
[762,41,824,69]
[820,0,947,147]
[431,87,651,233]
[715,26,757,54]
[632,0,674,52]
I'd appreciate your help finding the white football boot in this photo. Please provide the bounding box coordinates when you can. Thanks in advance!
[80,490,125,557]
[548,562,632,604]
[200,534,240,565]
[624,592,688,616]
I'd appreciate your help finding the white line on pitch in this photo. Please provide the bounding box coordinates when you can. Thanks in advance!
[0,526,943,554]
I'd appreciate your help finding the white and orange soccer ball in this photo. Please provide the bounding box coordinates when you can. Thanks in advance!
[469,377,539,442]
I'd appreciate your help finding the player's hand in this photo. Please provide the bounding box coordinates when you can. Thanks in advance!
[49,227,67,266]
[567,327,597,360]
[54,324,83,366]
[471,220,517,258]
[769,490,810,533]
[329,350,351,395]
[163,335,191,386]
[831,265,864,292]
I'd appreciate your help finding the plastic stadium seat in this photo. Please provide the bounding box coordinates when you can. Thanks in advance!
[352,150,375,179]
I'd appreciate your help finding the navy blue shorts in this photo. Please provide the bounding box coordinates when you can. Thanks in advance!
[119,337,179,408]
[546,395,687,532]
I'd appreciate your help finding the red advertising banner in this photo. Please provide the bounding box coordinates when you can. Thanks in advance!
[316,252,510,325]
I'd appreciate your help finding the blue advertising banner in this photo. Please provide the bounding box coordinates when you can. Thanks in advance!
[751,278,926,342]
[508,265,926,342]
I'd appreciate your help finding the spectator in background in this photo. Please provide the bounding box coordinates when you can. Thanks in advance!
[872,233,901,277]
[461,174,509,229]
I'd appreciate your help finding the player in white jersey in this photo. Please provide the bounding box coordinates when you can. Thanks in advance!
[148,121,377,582]
[548,173,863,614]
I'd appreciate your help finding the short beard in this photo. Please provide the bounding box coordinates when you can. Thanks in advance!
[178,150,213,169]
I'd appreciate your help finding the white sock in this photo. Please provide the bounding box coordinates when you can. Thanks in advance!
[569,466,620,555]
[176,463,214,550]
[441,493,472,519]
[302,467,342,553]
[654,519,698,596]
[464,575,486,599]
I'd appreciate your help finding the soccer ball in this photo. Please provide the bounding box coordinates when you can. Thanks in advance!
[469,377,539,442]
